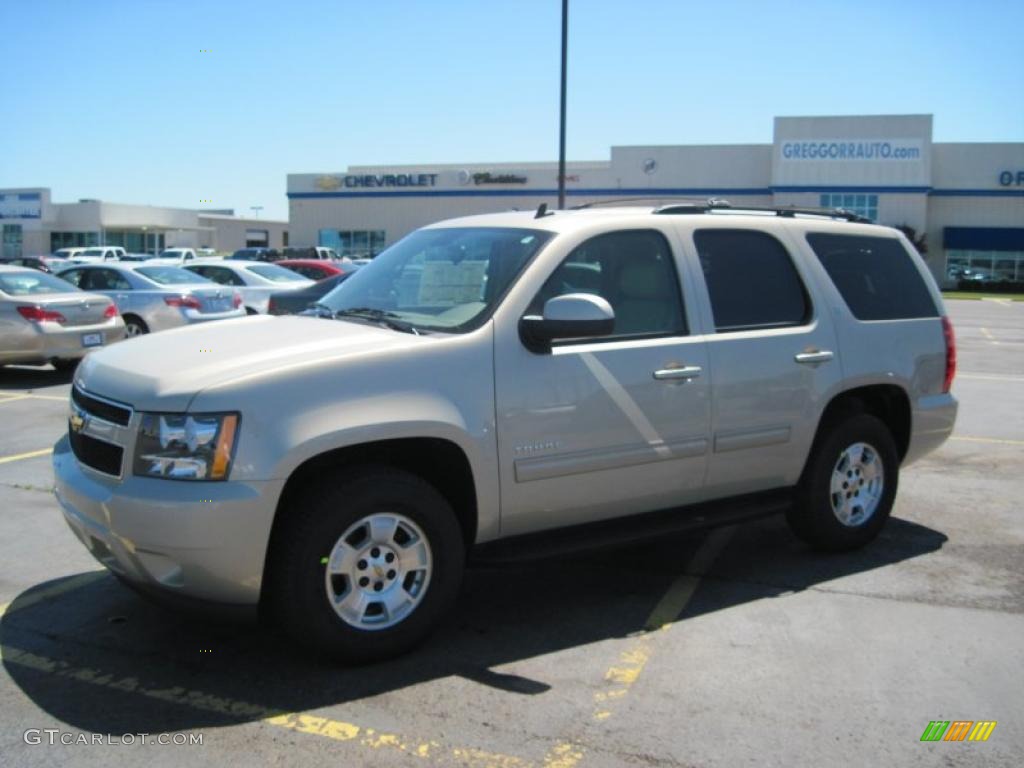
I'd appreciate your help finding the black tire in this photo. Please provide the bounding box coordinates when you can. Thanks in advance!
[267,465,465,662]
[245,307,259,315]
[787,413,899,552]
[51,358,80,373]
[124,315,149,337]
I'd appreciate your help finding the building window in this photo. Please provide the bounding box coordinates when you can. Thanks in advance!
[49,231,101,250]
[3,224,23,259]
[319,229,387,258]
[245,229,269,247]
[946,250,1024,284]
[820,193,878,222]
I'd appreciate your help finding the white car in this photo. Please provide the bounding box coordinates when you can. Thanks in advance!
[73,246,127,263]
[52,248,89,261]
[156,248,199,263]
[184,259,313,314]
[281,246,342,261]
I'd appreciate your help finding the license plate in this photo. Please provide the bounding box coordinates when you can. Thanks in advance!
[81,333,104,347]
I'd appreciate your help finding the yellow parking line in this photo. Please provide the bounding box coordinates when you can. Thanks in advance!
[951,436,1024,446]
[0,573,531,767]
[979,327,1000,345]
[0,447,53,465]
[957,373,1024,382]
[541,526,737,767]
[645,525,736,631]
[0,572,107,620]
[0,391,67,401]
[0,640,531,767]
[0,394,32,404]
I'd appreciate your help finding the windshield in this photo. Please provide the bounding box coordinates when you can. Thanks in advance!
[136,266,210,285]
[0,271,78,296]
[318,227,552,333]
[246,264,307,283]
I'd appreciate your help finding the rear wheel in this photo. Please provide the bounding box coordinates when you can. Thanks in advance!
[123,316,148,337]
[268,466,465,662]
[787,413,898,551]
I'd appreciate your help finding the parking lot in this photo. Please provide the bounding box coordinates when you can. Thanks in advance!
[0,298,1020,766]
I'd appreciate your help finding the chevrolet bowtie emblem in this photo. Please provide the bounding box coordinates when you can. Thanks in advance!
[70,412,85,433]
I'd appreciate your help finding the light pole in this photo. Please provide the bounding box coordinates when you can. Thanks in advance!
[557,0,568,210]
[250,206,263,218]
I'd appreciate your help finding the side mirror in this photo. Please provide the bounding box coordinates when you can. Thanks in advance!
[519,293,615,353]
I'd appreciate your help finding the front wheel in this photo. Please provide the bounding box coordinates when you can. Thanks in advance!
[787,413,899,551]
[267,466,465,662]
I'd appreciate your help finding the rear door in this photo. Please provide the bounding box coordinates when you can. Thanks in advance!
[682,225,843,496]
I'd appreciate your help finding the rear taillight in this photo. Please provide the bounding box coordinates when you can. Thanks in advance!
[164,295,202,310]
[103,303,118,319]
[942,316,956,393]
[232,292,242,309]
[267,297,277,314]
[16,305,67,324]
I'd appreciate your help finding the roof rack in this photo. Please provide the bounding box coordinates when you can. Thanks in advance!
[653,199,872,224]
[571,196,709,210]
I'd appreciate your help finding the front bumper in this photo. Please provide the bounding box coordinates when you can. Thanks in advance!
[53,434,283,605]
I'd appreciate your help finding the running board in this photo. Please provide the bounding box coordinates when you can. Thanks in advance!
[471,489,793,565]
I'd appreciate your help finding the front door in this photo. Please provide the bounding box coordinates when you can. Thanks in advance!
[495,229,711,536]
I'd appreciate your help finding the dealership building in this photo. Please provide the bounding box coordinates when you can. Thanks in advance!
[288,114,1023,286]
[0,188,287,258]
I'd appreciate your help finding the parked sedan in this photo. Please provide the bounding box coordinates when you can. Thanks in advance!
[55,263,245,336]
[0,256,59,273]
[184,260,313,314]
[275,259,348,281]
[0,265,125,371]
[267,271,356,315]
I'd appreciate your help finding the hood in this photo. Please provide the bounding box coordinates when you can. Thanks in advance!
[75,315,426,411]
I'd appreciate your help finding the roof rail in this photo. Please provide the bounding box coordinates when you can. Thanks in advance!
[654,199,872,224]
[571,196,710,210]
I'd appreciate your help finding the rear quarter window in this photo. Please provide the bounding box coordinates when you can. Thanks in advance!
[806,233,938,320]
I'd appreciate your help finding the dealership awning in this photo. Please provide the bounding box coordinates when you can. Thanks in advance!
[944,227,1024,251]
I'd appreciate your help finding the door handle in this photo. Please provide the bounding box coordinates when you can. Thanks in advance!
[794,350,834,364]
[653,366,703,381]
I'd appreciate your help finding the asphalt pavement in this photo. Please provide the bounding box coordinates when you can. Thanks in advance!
[0,298,1021,767]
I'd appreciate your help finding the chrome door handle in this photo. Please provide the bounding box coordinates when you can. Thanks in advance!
[653,366,703,381]
[794,350,834,364]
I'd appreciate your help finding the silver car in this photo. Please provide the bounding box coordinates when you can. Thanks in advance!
[183,260,313,314]
[55,262,246,336]
[0,265,125,371]
[54,205,957,662]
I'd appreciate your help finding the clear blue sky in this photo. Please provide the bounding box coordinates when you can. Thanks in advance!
[3,0,1021,220]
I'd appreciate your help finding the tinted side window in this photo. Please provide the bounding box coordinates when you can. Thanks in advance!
[58,269,84,287]
[210,267,244,286]
[694,229,810,332]
[529,229,686,340]
[806,233,938,320]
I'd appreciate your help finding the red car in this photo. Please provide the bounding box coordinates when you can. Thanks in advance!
[276,259,348,281]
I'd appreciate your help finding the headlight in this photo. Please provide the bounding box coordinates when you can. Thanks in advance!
[133,412,239,481]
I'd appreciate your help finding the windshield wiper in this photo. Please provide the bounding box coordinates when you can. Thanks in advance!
[334,307,421,335]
